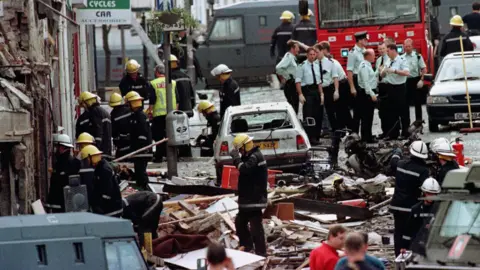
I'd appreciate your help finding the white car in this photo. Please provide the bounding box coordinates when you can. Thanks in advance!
[470,35,480,51]
[214,102,311,177]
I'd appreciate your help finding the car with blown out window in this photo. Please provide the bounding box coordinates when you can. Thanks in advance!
[214,102,311,179]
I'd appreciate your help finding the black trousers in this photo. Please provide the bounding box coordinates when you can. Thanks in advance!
[357,88,375,142]
[151,116,167,161]
[385,84,410,138]
[352,75,361,134]
[393,211,411,257]
[114,139,130,159]
[284,79,299,114]
[235,209,266,257]
[302,85,323,141]
[323,84,338,132]
[336,79,354,131]
[133,159,149,188]
[406,77,423,121]
[136,200,163,247]
[377,83,389,135]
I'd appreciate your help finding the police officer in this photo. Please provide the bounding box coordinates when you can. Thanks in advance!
[440,15,474,58]
[148,64,179,162]
[463,2,480,36]
[75,132,96,204]
[197,100,221,157]
[403,39,427,122]
[276,40,300,113]
[46,134,81,213]
[314,43,340,133]
[80,145,123,217]
[295,47,323,145]
[375,42,390,138]
[122,191,163,246]
[400,177,441,252]
[357,49,378,143]
[79,91,113,158]
[380,44,410,140]
[390,140,429,257]
[109,93,132,159]
[292,9,316,62]
[170,55,195,117]
[230,133,267,257]
[347,31,368,134]
[211,64,241,118]
[271,11,295,63]
[119,59,151,101]
[126,91,153,189]
[430,138,459,185]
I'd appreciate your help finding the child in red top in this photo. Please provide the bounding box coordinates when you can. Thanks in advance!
[310,225,347,270]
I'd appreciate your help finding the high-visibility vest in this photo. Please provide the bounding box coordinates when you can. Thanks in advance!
[150,77,177,117]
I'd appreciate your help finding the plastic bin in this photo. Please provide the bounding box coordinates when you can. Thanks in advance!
[221,165,281,190]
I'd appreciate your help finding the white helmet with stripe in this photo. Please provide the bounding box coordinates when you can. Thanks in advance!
[430,137,456,157]
[410,140,428,159]
[421,177,441,194]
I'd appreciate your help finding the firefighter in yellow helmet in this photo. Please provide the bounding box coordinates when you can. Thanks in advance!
[80,145,123,217]
[75,132,96,206]
[109,92,132,159]
[292,9,316,62]
[230,133,267,257]
[439,15,474,57]
[76,132,95,151]
[210,64,241,118]
[75,92,96,140]
[196,100,221,157]
[271,11,295,63]
[126,91,152,189]
[119,59,151,102]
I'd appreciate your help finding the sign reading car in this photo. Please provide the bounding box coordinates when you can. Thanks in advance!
[76,0,131,25]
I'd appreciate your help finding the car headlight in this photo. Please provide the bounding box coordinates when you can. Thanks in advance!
[427,96,449,104]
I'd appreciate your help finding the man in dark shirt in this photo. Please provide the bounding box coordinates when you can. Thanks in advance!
[463,2,480,35]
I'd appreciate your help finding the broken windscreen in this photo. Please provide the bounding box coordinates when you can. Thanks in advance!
[230,111,293,133]
[318,0,421,28]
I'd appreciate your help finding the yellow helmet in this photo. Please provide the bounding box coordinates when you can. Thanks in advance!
[125,91,144,102]
[450,15,464,27]
[76,132,95,144]
[232,133,254,150]
[80,144,102,160]
[109,92,123,107]
[170,55,178,62]
[280,10,295,20]
[197,100,214,113]
[125,59,141,74]
[78,91,97,104]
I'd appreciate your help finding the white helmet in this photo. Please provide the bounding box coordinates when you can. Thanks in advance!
[211,64,232,76]
[430,138,456,157]
[53,133,74,148]
[421,177,441,194]
[409,140,428,159]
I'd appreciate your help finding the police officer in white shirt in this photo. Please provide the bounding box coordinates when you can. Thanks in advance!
[380,44,410,140]
[276,40,300,114]
[403,38,427,122]
[376,42,391,138]
[357,49,378,143]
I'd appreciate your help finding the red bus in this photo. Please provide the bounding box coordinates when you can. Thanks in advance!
[314,0,435,76]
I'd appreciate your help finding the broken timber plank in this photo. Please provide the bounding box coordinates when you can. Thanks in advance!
[163,184,236,196]
[291,198,373,220]
[163,194,235,207]
[178,201,199,216]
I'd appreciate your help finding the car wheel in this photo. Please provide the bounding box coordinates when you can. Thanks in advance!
[428,120,440,132]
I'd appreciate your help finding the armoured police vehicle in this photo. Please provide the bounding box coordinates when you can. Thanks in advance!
[395,164,480,270]
[0,213,149,269]
[196,0,314,89]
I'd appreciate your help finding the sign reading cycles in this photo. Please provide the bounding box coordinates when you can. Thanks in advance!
[86,0,129,9]
[77,0,131,25]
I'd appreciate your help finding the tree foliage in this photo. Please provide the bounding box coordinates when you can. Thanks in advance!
[147,8,199,45]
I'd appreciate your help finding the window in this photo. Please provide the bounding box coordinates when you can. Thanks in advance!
[104,240,147,270]
[210,17,243,41]
[74,243,85,263]
[230,111,293,133]
[36,245,48,265]
[440,201,480,238]
[436,57,480,83]
[259,16,267,26]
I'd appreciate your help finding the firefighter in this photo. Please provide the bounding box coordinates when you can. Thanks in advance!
[75,132,95,205]
[80,145,123,217]
[211,64,241,118]
[295,47,323,145]
[292,9,316,62]
[347,31,368,134]
[380,44,410,140]
[80,91,113,158]
[148,64,179,162]
[118,59,151,101]
[109,92,132,159]
[122,191,163,246]
[76,132,95,151]
[390,140,429,257]
[314,43,340,133]
[357,49,378,143]
[403,39,427,122]
[197,100,221,157]
[430,138,459,185]
[76,92,94,139]
[276,40,300,113]
[462,2,480,36]
[126,91,153,189]
[439,15,474,58]
[46,134,81,213]
[376,42,390,138]
[400,177,441,252]
[271,11,295,63]
[230,133,267,257]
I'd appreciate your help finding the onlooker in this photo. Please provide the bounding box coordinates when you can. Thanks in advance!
[462,2,480,35]
[336,232,376,270]
[334,232,385,270]
[206,242,234,270]
[310,225,347,270]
